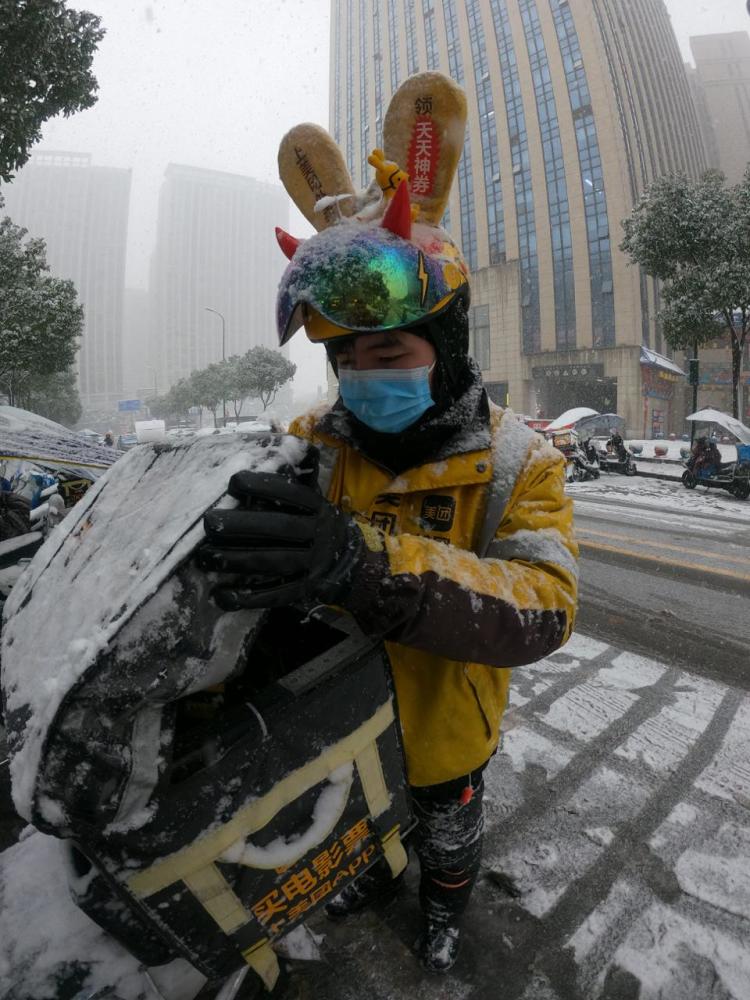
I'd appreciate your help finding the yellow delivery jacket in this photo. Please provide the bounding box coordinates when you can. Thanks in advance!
[289,402,578,787]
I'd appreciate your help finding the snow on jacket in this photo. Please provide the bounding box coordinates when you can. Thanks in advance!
[288,400,579,787]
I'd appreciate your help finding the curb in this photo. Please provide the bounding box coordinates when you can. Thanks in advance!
[629,455,684,466]
[634,469,683,482]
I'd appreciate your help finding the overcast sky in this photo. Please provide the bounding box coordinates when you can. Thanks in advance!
[27,1,750,392]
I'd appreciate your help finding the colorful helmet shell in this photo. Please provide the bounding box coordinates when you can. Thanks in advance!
[275,181,469,345]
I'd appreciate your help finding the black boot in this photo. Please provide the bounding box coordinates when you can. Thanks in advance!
[324,869,404,920]
[417,918,461,973]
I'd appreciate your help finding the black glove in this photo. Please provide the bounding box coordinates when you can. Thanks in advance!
[197,470,364,610]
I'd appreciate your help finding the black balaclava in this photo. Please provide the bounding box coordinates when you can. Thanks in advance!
[324,294,489,474]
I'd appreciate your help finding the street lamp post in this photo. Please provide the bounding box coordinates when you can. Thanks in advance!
[145,366,158,412]
[205,307,227,425]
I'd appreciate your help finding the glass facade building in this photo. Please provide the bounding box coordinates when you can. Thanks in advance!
[329,0,706,434]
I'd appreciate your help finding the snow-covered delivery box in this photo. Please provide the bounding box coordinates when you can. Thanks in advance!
[1,432,412,990]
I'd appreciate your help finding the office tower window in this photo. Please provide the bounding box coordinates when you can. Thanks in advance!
[346,0,355,177]
[422,1,439,70]
[374,0,385,140]
[491,0,542,355]
[443,0,477,270]
[470,304,491,371]
[334,0,342,143]
[485,380,509,406]
[551,0,615,348]
[519,0,575,354]
[388,0,401,92]
[405,0,419,75]
[467,0,505,264]
[359,0,369,186]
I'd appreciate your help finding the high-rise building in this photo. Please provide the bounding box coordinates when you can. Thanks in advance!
[2,151,131,413]
[683,34,750,423]
[121,288,151,401]
[149,164,289,391]
[684,63,721,173]
[330,0,707,436]
[689,32,750,184]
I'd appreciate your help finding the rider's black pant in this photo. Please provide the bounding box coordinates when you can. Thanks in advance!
[410,766,486,923]
[363,765,486,924]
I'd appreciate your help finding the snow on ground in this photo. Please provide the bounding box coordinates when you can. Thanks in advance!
[567,470,750,521]
[483,632,750,1000]
[0,830,172,999]
[626,437,739,462]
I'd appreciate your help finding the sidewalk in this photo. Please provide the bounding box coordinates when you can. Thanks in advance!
[298,633,750,1000]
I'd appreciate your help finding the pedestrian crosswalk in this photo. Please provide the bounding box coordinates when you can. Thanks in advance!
[308,633,750,1000]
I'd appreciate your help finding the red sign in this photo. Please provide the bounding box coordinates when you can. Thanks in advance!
[408,113,440,198]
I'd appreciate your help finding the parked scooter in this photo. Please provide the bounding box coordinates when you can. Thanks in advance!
[549,430,599,482]
[0,482,67,608]
[573,439,601,481]
[682,439,750,500]
[596,434,637,476]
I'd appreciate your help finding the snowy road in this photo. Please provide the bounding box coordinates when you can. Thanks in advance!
[568,469,750,530]
[569,474,750,685]
[302,633,750,1000]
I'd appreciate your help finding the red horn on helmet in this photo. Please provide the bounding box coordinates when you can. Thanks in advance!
[381,180,412,240]
[275,227,303,260]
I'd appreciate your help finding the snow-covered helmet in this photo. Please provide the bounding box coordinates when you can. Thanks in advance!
[275,180,469,346]
[275,72,470,348]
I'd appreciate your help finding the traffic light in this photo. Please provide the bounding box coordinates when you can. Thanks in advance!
[688,358,700,386]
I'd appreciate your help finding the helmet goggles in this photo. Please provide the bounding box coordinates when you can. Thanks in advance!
[277,222,468,345]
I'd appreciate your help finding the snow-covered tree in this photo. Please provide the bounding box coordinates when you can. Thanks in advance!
[0,0,104,182]
[224,354,254,419]
[147,378,193,423]
[151,347,297,427]
[243,345,296,411]
[190,363,225,427]
[19,368,81,426]
[0,199,83,405]
[621,170,749,419]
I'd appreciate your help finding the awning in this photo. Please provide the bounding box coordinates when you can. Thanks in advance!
[639,347,685,378]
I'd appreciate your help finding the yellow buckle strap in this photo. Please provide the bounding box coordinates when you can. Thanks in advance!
[242,938,280,992]
[182,864,252,935]
[354,740,391,819]
[380,824,408,878]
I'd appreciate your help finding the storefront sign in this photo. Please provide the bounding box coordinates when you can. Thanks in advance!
[532,365,605,380]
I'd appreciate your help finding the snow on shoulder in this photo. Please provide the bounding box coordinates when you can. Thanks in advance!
[1,431,310,824]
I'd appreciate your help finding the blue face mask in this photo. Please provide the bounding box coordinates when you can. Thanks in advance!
[338,365,435,433]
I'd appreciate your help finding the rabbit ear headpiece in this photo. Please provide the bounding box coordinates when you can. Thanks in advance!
[275,73,470,345]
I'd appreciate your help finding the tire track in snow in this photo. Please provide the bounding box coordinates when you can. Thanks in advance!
[480,643,745,1000]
